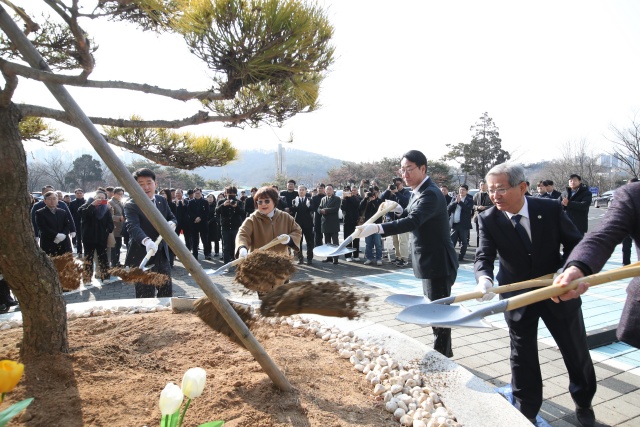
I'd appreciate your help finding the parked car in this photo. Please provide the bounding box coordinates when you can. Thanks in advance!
[593,190,615,206]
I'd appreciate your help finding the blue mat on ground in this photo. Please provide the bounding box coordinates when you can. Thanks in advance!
[495,384,551,427]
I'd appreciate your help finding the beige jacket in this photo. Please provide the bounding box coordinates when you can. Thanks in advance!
[235,209,302,257]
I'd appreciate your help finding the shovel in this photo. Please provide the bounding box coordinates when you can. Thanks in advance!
[396,262,640,328]
[313,201,399,258]
[202,235,289,277]
[385,274,555,307]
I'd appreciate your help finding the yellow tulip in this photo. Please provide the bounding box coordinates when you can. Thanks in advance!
[0,360,24,394]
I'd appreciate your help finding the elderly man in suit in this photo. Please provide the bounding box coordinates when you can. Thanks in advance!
[474,162,596,426]
[124,168,177,298]
[554,180,640,353]
[35,191,73,256]
[357,150,458,357]
[318,184,342,264]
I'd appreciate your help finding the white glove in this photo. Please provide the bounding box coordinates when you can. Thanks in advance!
[394,204,403,215]
[292,198,298,206]
[356,224,381,238]
[54,233,66,244]
[167,221,176,231]
[36,237,40,245]
[474,277,495,302]
[69,232,76,239]
[305,199,310,207]
[238,247,248,258]
[143,238,158,256]
[278,234,291,244]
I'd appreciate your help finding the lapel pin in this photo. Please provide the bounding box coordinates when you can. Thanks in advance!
[537,215,542,219]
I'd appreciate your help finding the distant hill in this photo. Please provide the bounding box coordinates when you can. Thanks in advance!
[194,148,344,187]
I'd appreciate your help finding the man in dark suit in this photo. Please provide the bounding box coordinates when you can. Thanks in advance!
[174,189,191,252]
[290,185,315,265]
[554,180,640,352]
[124,168,177,298]
[448,184,474,261]
[544,180,562,199]
[560,174,592,234]
[31,186,76,248]
[311,183,326,247]
[357,150,458,357]
[474,163,596,426]
[35,191,73,256]
[187,188,210,260]
[472,180,493,246]
[318,184,342,264]
[69,188,85,256]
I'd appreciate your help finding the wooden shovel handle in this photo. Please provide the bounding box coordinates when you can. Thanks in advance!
[228,235,289,267]
[505,261,640,312]
[453,274,554,303]
[352,201,399,239]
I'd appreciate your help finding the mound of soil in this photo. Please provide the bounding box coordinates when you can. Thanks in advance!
[0,311,398,427]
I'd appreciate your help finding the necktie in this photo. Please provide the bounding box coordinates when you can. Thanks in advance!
[512,214,532,254]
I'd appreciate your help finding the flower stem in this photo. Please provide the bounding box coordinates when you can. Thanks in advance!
[177,398,191,427]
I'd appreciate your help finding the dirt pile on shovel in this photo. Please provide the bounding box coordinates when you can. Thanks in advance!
[51,253,83,290]
[108,267,169,287]
[260,281,369,319]
[194,297,256,347]
[235,251,297,293]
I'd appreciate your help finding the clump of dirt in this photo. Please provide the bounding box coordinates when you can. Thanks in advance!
[109,266,169,286]
[0,311,398,427]
[260,281,369,319]
[194,297,255,347]
[50,253,83,290]
[235,251,297,292]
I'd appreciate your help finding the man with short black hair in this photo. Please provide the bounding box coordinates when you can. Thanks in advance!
[545,180,562,199]
[188,188,211,260]
[216,186,245,263]
[448,184,474,261]
[311,183,326,247]
[280,179,298,214]
[69,188,85,256]
[561,174,592,234]
[124,168,177,298]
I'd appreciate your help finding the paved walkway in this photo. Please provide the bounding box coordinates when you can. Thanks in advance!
[60,234,639,427]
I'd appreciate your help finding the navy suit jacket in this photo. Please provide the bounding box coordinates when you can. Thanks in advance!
[124,195,177,266]
[475,196,583,301]
[381,177,458,279]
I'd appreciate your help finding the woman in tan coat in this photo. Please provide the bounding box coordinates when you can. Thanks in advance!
[235,186,302,259]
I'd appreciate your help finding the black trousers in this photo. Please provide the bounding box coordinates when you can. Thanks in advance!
[323,232,339,262]
[314,218,324,247]
[422,274,456,358]
[297,224,314,260]
[176,222,192,250]
[343,223,360,259]
[134,247,172,298]
[191,224,211,258]
[83,241,110,280]
[505,299,596,418]
[74,227,83,254]
[110,236,123,267]
[221,228,238,263]
[622,235,633,265]
[450,223,469,258]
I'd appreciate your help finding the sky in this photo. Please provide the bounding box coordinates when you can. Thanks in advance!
[15,0,640,167]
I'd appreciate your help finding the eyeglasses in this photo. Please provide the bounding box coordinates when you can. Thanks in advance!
[488,187,512,196]
[256,199,272,205]
[400,166,417,174]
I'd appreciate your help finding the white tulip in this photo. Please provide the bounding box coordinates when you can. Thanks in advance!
[159,383,183,415]
[181,367,207,399]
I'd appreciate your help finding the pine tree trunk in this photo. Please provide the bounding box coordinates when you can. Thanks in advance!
[0,102,69,358]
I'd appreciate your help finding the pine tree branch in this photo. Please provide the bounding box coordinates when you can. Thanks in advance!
[17,103,259,128]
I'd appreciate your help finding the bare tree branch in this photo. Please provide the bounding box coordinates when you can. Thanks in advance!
[608,119,640,179]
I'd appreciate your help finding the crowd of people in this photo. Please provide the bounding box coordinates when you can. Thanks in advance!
[11,149,640,426]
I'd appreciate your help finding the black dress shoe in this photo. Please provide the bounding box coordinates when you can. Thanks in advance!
[0,304,8,313]
[575,405,595,427]
[332,259,338,264]
[205,255,212,260]
[306,259,312,265]
[322,258,331,263]
[6,300,18,307]
[297,258,304,264]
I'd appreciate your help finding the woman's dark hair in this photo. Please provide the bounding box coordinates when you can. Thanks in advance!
[254,186,279,207]
[163,188,172,202]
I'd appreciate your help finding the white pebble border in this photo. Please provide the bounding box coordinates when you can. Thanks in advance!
[263,314,460,427]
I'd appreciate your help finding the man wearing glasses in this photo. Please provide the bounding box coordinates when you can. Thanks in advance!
[356,150,458,357]
[473,162,595,426]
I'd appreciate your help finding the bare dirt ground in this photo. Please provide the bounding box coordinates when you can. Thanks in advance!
[0,311,399,427]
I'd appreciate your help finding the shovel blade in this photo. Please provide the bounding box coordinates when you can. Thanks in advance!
[313,243,355,258]
[385,294,431,307]
[396,303,493,328]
